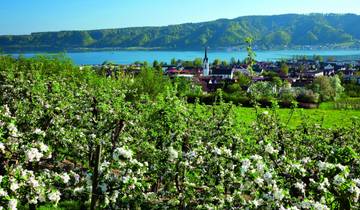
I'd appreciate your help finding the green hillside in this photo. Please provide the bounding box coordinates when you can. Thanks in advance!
[1,13,360,52]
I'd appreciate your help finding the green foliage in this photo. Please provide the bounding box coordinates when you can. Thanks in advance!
[279,62,289,76]
[343,81,360,97]
[212,59,222,66]
[133,67,171,99]
[245,37,256,75]
[234,72,251,87]
[311,76,344,102]
[296,89,320,103]
[248,81,276,100]
[264,30,291,46]
[193,58,203,68]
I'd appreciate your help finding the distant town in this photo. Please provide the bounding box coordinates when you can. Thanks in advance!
[82,48,360,93]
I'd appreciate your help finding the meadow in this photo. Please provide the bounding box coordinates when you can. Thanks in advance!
[234,107,360,128]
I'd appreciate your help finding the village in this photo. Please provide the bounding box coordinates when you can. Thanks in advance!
[85,48,360,93]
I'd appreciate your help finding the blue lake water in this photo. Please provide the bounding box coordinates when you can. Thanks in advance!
[10,49,360,65]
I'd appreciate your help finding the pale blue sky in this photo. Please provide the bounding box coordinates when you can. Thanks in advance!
[1,0,359,35]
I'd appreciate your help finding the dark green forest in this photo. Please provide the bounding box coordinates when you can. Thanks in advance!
[1,13,360,52]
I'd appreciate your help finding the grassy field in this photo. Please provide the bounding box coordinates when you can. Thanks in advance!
[319,98,360,110]
[234,107,360,128]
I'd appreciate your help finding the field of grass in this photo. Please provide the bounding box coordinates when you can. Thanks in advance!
[319,98,360,110]
[234,107,360,128]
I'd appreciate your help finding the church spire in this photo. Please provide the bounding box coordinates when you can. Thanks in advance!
[203,47,210,76]
[204,47,208,62]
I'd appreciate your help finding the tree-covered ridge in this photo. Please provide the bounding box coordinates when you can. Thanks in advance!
[1,13,360,52]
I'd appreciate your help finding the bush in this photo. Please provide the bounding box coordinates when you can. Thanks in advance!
[296,89,319,104]
[344,82,360,97]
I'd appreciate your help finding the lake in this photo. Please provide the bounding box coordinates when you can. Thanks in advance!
[9,49,360,65]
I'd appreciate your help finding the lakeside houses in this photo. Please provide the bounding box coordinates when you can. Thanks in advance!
[84,48,360,92]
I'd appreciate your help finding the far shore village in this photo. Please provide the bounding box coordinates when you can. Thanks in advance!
[81,48,360,93]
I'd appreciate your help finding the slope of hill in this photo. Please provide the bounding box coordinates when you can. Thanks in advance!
[1,13,360,52]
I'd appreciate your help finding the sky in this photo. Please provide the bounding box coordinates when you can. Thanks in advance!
[1,0,360,35]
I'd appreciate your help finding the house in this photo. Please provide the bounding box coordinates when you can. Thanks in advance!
[165,67,181,75]
[211,68,234,79]
[302,70,324,78]
[323,64,335,76]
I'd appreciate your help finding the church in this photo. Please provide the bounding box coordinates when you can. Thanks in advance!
[202,47,234,80]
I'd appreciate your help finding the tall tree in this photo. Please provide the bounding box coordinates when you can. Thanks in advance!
[279,63,289,76]
[244,37,256,76]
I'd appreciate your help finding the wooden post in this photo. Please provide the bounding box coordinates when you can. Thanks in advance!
[90,143,101,210]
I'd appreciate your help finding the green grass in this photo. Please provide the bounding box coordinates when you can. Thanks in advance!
[319,98,360,110]
[19,201,83,210]
[234,107,360,128]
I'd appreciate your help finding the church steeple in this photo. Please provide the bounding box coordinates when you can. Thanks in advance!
[203,47,210,76]
[203,47,208,63]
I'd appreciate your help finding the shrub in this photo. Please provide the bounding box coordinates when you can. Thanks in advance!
[296,89,319,103]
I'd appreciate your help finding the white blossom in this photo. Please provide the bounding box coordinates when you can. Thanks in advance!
[122,176,130,183]
[3,105,11,117]
[25,148,43,162]
[318,178,330,192]
[252,199,263,207]
[313,202,330,210]
[71,172,80,184]
[8,123,20,137]
[213,147,222,155]
[333,174,346,186]
[255,177,264,186]
[318,161,334,171]
[295,182,306,194]
[60,173,70,184]
[34,128,46,137]
[8,199,18,210]
[10,182,19,192]
[74,187,84,195]
[48,190,61,204]
[38,142,49,152]
[263,172,273,182]
[241,158,251,173]
[301,157,311,164]
[0,142,5,153]
[0,188,8,196]
[354,178,360,187]
[28,176,39,188]
[273,188,285,200]
[336,164,346,171]
[113,147,133,160]
[250,154,263,161]
[265,143,278,154]
[223,148,232,156]
[109,191,119,203]
[168,146,178,161]
[256,162,265,173]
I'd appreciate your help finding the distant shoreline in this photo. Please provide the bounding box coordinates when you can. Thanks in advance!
[3,46,360,54]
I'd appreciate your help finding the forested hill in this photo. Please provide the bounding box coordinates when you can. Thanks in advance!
[2,13,360,52]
